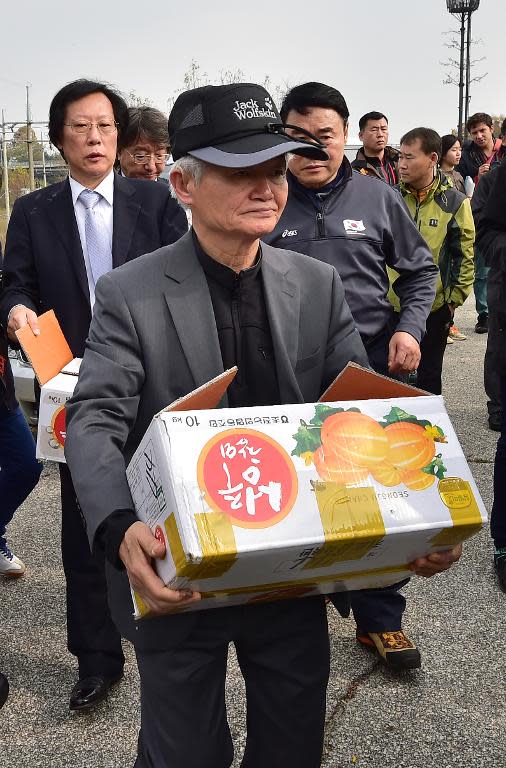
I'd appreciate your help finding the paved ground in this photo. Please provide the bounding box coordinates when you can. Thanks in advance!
[1,296,505,767]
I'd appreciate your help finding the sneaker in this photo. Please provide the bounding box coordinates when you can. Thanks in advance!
[494,548,506,593]
[475,313,488,334]
[0,539,26,577]
[356,630,421,670]
[446,335,454,344]
[449,324,467,340]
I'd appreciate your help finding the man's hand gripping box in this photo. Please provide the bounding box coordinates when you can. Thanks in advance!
[126,365,487,617]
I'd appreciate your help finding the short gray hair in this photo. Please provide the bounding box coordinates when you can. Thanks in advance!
[169,155,206,206]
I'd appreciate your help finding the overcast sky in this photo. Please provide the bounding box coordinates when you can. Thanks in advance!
[1,0,504,145]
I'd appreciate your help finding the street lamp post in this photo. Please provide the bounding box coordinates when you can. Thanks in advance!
[446,0,481,140]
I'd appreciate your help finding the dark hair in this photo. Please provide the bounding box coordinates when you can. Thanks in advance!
[358,111,388,131]
[280,82,349,125]
[118,106,169,151]
[441,133,461,159]
[466,112,493,133]
[400,127,442,161]
[500,118,506,137]
[49,79,129,156]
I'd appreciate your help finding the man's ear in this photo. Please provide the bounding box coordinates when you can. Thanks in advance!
[170,169,194,206]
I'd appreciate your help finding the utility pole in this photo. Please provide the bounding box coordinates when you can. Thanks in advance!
[457,10,466,140]
[26,84,35,191]
[446,1,482,140]
[41,132,47,188]
[465,11,472,126]
[1,110,10,219]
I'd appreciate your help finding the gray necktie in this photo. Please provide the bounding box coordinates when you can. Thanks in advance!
[79,189,112,284]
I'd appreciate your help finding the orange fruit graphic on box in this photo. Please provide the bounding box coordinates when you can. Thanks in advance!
[383,422,435,471]
[313,444,369,485]
[370,462,402,487]
[399,468,436,491]
[321,412,389,468]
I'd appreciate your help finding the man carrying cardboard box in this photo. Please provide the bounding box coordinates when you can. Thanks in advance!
[65,83,461,768]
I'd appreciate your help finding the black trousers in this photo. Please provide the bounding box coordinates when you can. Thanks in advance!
[491,377,506,548]
[59,464,124,678]
[133,598,329,768]
[484,310,503,424]
[416,304,453,395]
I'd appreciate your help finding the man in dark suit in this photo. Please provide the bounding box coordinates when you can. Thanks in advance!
[0,78,187,712]
[65,83,461,767]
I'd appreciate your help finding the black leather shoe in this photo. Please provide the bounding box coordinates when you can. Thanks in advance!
[475,313,488,334]
[0,672,9,709]
[494,550,506,593]
[69,673,123,712]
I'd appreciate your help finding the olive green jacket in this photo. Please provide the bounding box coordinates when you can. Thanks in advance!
[389,171,475,313]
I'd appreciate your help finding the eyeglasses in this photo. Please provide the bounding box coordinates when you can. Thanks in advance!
[124,150,169,164]
[64,120,118,134]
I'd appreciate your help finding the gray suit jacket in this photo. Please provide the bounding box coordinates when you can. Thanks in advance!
[65,231,368,648]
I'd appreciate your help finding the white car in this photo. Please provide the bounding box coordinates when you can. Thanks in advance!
[8,347,38,426]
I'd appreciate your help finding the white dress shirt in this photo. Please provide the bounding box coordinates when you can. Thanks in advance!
[69,170,114,309]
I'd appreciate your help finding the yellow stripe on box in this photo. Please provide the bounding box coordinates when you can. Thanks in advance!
[164,511,237,580]
[304,481,386,569]
[132,590,151,619]
[195,511,237,576]
[429,478,484,546]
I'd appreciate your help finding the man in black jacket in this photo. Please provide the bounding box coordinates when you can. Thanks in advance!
[352,111,399,185]
[471,154,506,431]
[265,82,438,672]
[476,160,506,590]
[0,79,187,712]
[457,112,502,334]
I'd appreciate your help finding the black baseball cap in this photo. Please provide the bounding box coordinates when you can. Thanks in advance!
[168,83,328,167]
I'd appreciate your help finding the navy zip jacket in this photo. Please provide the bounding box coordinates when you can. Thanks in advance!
[264,160,438,342]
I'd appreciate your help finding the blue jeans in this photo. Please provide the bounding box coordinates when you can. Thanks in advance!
[474,247,490,317]
[0,404,42,538]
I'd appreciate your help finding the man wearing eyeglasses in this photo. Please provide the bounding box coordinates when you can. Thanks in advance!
[0,78,188,714]
[118,106,170,182]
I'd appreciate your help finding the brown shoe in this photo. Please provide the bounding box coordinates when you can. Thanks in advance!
[356,630,421,670]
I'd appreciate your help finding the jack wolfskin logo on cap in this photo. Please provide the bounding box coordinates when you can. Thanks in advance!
[343,219,366,234]
[233,97,278,121]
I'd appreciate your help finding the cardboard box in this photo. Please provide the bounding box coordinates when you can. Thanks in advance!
[17,314,485,614]
[126,365,487,618]
[16,310,80,462]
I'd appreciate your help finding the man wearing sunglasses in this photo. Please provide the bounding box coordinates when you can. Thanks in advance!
[0,78,187,714]
[118,106,170,182]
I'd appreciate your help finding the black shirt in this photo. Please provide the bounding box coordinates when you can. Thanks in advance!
[193,231,280,408]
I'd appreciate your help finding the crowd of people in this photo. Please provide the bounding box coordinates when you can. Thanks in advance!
[0,77,504,767]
